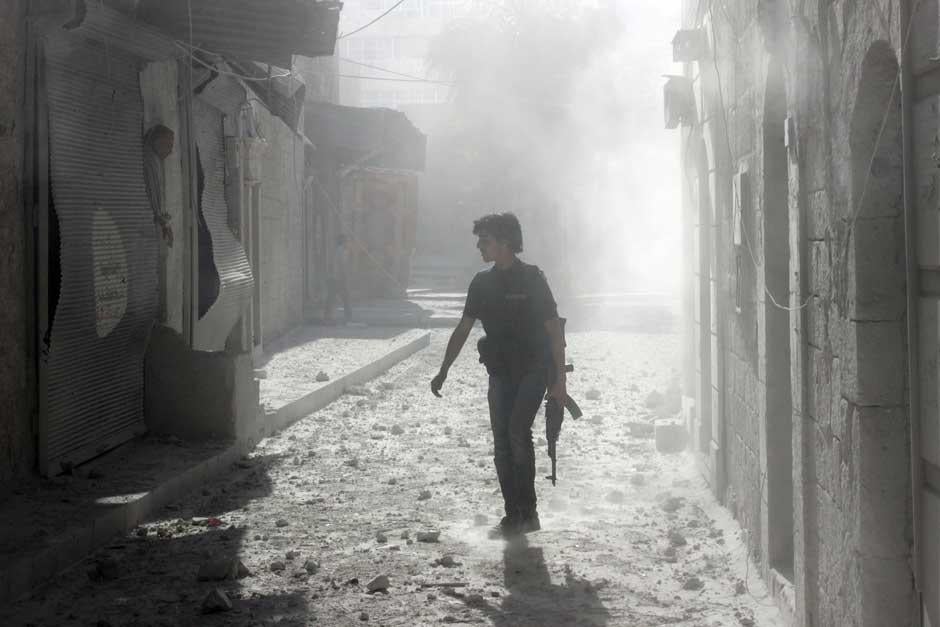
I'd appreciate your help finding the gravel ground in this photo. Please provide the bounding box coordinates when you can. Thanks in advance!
[0,329,784,627]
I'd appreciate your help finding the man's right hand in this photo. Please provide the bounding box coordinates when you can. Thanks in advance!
[430,371,447,397]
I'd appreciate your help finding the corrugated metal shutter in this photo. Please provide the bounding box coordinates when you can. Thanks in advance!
[42,34,158,472]
[191,99,253,351]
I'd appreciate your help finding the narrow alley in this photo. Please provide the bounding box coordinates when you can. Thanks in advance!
[0,329,782,627]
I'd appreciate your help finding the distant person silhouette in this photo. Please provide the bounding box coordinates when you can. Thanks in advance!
[324,233,351,325]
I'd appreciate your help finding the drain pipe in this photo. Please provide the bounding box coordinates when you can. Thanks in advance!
[899,0,922,617]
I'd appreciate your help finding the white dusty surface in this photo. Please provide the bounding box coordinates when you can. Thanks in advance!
[1,329,784,627]
[259,327,429,411]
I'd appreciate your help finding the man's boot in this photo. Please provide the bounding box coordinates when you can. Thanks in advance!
[488,457,520,539]
[514,458,539,533]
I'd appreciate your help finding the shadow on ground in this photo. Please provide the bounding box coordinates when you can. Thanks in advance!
[476,536,610,627]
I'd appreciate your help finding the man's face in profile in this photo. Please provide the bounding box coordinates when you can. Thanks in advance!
[476,233,503,263]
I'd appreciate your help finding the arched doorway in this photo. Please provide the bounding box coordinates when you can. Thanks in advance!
[762,59,793,579]
[848,41,911,624]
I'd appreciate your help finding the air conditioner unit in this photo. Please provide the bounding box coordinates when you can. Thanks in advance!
[672,29,708,62]
[663,76,696,129]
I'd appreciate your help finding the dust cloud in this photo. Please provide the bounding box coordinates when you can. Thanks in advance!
[418,0,682,296]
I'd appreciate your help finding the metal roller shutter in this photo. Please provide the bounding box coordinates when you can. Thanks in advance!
[41,33,158,473]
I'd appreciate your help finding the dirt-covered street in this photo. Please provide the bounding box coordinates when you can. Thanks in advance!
[1,329,784,627]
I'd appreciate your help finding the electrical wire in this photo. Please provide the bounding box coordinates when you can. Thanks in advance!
[338,0,409,40]
[703,3,810,312]
[338,56,455,84]
[335,73,454,84]
[174,41,294,81]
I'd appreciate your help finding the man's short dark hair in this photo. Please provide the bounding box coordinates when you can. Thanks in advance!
[473,212,523,253]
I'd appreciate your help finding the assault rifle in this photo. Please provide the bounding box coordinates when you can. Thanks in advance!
[545,363,582,486]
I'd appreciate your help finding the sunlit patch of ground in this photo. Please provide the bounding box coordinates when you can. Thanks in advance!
[0,329,783,627]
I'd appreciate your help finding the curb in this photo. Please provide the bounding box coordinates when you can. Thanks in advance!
[0,331,431,607]
[263,331,430,435]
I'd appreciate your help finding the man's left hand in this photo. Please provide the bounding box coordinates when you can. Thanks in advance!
[548,377,567,404]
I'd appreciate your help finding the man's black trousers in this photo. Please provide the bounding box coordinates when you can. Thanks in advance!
[487,370,546,519]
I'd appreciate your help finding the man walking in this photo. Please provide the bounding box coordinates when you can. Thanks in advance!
[431,213,567,538]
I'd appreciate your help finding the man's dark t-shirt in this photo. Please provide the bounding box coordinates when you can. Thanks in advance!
[463,260,558,377]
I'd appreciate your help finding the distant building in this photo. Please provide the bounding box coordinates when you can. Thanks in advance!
[335,0,461,109]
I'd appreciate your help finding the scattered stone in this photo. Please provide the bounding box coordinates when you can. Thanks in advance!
[466,593,486,607]
[391,425,405,435]
[197,558,238,581]
[590,415,604,425]
[644,390,664,408]
[630,474,646,487]
[236,561,251,578]
[473,514,488,527]
[627,422,655,438]
[735,580,747,595]
[376,531,388,543]
[400,530,410,540]
[286,550,299,561]
[444,426,453,435]
[304,559,320,575]
[316,371,330,382]
[201,588,232,614]
[416,530,441,543]
[345,458,360,469]
[668,530,687,547]
[88,556,119,582]
[435,555,459,568]
[387,477,398,485]
[606,490,625,505]
[366,574,390,593]
[135,527,148,537]
[254,369,268,380]
[585,389,602,401]
[418,490,432,501]
[276,519,289,528]
[661,496,684,513]
[359,611,369,621]
[655,422,688,453]
[682,576,704,591]
[270,560,286,573]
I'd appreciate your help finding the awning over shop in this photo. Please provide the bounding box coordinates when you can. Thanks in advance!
[305,103,427,173]
[134,0,342,67]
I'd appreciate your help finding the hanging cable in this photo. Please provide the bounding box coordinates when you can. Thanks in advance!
[338,56,454,83]
[174,41,294,81]
[338,0,408,40]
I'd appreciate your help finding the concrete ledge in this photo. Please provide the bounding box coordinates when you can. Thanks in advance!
[264,331,430,436]
[0,331,430,608]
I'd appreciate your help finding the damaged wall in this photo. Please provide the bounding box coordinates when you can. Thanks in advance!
[256,104,307,345]
[680,0,929,624]
[0,0,32,482]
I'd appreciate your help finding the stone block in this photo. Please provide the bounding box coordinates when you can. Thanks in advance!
[857,554,914,627]
[844,321,905,407]
[811,240,832,299]
[848,217,905,322]
[808,189,831,241]
[856,406,911,560]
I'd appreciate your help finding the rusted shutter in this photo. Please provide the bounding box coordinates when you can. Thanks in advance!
[41,34,158,473]
[191,99,253,351]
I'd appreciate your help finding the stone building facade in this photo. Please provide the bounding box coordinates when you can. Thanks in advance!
[0,0,32,482]
[678,0,940,624]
